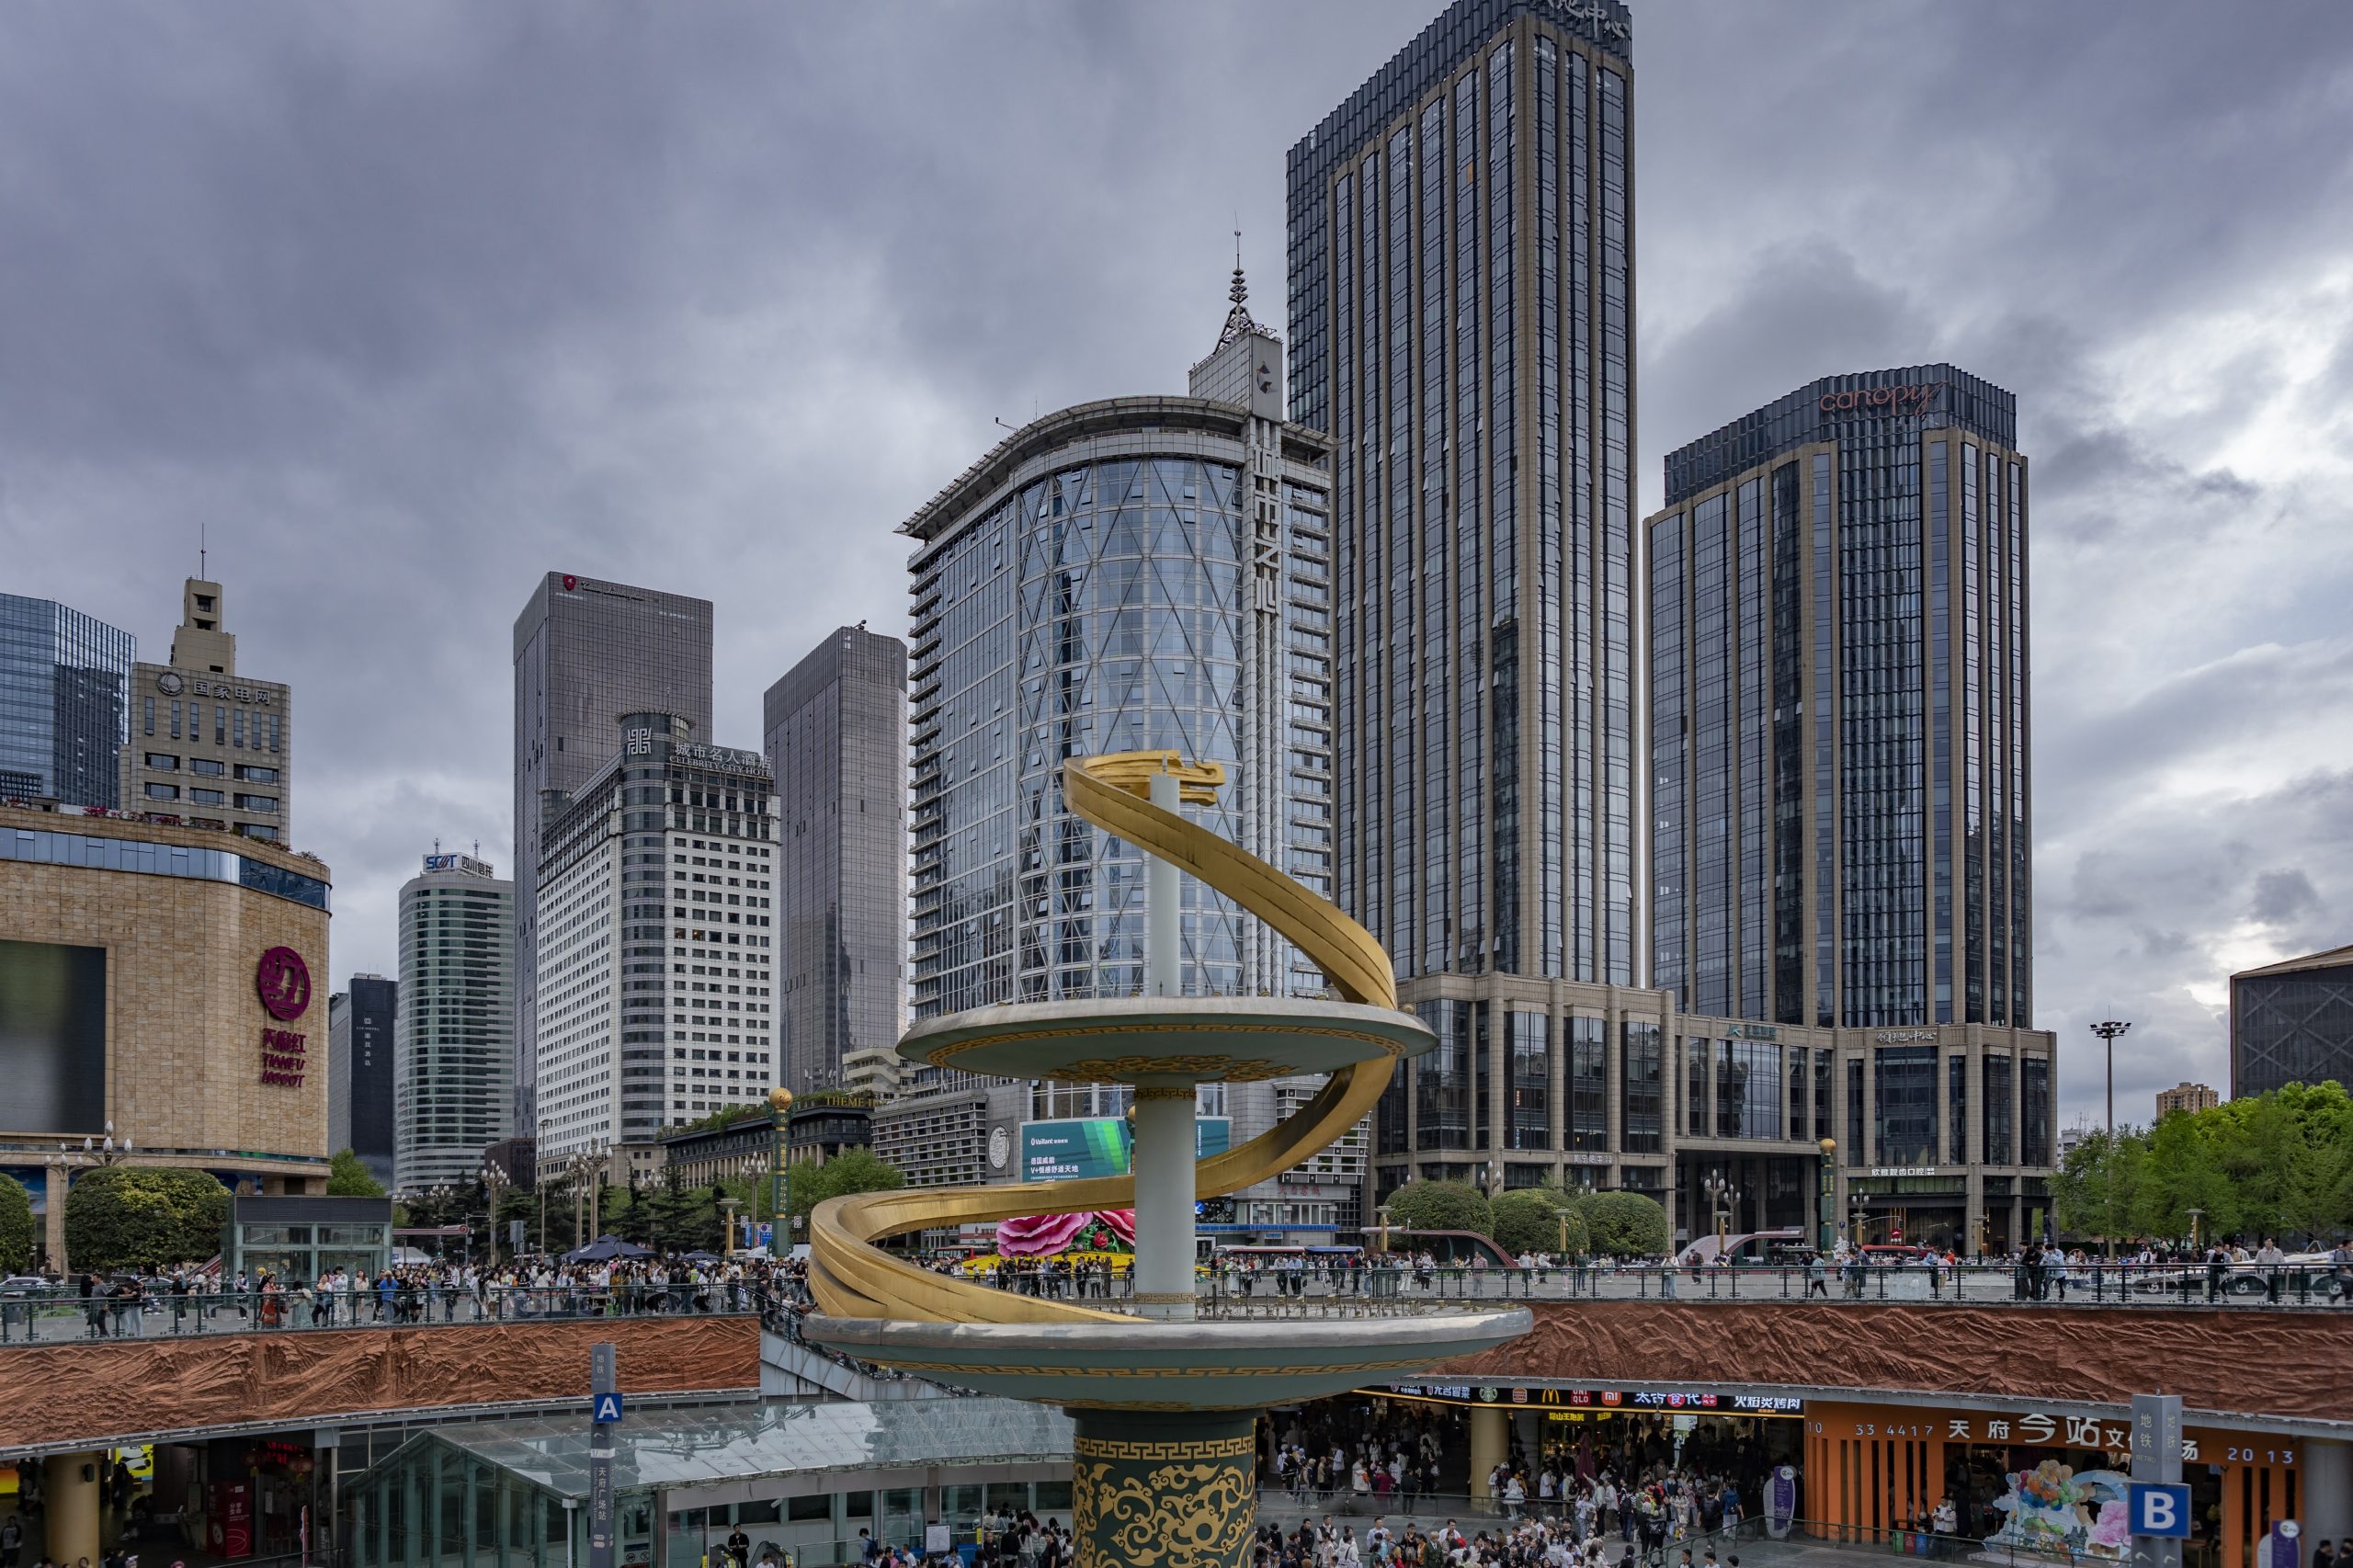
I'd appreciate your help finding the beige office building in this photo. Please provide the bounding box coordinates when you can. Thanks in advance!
[2156,1082,2220,1118]
[120,578,292,846]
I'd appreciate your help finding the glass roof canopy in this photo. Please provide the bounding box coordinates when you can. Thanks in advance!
[380,1399,1075,1501]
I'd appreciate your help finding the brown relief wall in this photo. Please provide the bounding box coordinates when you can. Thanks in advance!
[1432,1301,2352,1422]
[0,1317,758,1452]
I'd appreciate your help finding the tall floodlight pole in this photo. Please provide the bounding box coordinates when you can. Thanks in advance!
[2089,1019,2132,1261]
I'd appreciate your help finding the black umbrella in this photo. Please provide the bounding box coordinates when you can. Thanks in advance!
[563,1234,654,1263]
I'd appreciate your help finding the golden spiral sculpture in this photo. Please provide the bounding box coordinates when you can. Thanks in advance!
[806,751,1403,1325]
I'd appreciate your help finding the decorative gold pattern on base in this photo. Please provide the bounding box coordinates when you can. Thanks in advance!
[1131,1085,1197,1101]
[1073,1453,1256,1568]
[1074,1433,1255,1460]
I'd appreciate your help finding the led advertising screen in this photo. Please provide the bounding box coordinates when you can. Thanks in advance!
[1019,1116,1232,1184]
[0,939,108,1134]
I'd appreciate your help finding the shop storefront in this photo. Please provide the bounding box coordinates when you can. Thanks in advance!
[1803,1400,2302,1568]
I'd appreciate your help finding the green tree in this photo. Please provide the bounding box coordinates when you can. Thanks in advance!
[1381,1179,1494,1239]
[1489,1187,1587,1256]
[325,1149,386,1199]
[787,1147,908,1240]
[63,1166,231,1271]
[0,1173,34,1274]
[2051,1126,2149,1242]
[2131,1111,2236,1244]
[1572,1190,1671,1258]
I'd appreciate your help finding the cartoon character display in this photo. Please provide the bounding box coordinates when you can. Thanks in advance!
[1986,1461,2131,1560]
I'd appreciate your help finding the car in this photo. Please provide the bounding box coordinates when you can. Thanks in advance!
[0,1275,63,1298]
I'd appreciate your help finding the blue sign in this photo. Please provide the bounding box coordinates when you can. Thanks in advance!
[2128,1483,2191,1539]
[592,1392,625,1425]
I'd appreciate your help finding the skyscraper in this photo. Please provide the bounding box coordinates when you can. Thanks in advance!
[2231,943,2353,1099]
[0,595,134,807]
[1645,366,2054,1251]
[904,279,1334,1016]
[395,851,515,1193]
[1289,0,1649,1197]
[121,579,293,845]
[764,624,909,1099]
[532,712,777,1168]
[329,972,398,1189]
[1650,366,2031,1030]
[511,574,713,1136]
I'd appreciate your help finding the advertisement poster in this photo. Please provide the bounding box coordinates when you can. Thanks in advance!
[1768,1467,1797,1539]
[1019,1117,1231,1184]
[210,1480,254,1559]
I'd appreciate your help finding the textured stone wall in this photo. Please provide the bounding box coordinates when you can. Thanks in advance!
[1431,1299,2352,1421]
[0,1316,759,1451]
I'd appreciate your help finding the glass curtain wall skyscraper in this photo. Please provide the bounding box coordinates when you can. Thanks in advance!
[1289,0,1654,1200]
[396,853,515,1193]
[765,624,909,1099]
[0,595,134,808]
[512,574,712,1137]
[1651,366,2031,1030]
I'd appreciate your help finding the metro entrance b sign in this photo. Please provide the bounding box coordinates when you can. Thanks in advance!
[2129,1484,2191,1539]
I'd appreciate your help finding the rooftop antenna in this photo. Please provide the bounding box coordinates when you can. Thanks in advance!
[199,520,207,579]
[434,835,442,856]
[472,838,481,859]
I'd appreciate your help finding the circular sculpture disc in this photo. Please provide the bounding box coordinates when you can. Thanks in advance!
[897,995,1434,1084]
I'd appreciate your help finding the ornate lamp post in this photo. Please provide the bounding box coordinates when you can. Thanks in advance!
[2089,1019,2131,1261]
[1703,1168,1741,1257]
[1817,1139,1837,1255]
[767,1087,793,1258]
[479,1162,509,1267]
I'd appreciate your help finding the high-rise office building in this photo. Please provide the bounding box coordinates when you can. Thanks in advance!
[533,712,776,1172]
[1644,366,2054,1250]
[329,973,398,1188]
[904,276,1334,1016]
[764,624,909,1099]
[1290,0,1638,991]
[903,274,1359,1237]
[0,595,135,807]
[120,579,292,845]
[2231,943,2353,1099]
[1290,0,1665,1213]
[395,851,515,1192]
[512,574,713,1137]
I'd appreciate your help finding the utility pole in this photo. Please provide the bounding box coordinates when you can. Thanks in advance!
[2091,1020,2132,1260]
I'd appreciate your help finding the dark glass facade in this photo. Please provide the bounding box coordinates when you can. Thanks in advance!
[765,626,908,1097]
[0,595,134,809]
[1289,0,1635,992]
[329,975,398,1190]
[511,574,713,1137]
[2231,949,2353,1098]
[1649,366,2031,1030]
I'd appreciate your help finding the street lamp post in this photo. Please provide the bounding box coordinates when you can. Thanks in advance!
[1702,1169,1741,1258]
[767,1087,793,1259]
[2090,1019,2132,1261]
[480,1162,509,1267]
[1817,1139,1836,1255]
[2187,1206,2205,1254]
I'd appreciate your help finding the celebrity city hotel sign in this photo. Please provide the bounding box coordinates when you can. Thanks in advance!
[255,946,312,1088]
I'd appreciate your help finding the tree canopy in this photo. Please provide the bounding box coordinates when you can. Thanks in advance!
[326,1149,386,1199]
[1490,1187,1589,1256]
[0,1174,34,1274]
[1381,1179,1492,1239]
[2052,1082,2353,1246]
[1572,1190,1672,1258]
[63,1167,230,1272]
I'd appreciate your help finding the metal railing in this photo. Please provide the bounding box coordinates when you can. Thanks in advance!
[0,1283,762,1345]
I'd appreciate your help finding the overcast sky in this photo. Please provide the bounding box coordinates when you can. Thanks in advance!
[6,2,2350,1129]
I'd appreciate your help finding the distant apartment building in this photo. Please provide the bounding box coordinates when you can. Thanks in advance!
[512,573,714,1137]
[395,852,515,1192]
[329,973,398,1188]
[532,712,776,1174]
[764,624,908,1099]
[2154,1082,2220,1119]
[120,579,292,845]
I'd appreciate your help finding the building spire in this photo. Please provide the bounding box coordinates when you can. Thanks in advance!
[1216,228,1265,349]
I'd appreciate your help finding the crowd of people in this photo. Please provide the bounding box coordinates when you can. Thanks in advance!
[1247,1516,1758,1566]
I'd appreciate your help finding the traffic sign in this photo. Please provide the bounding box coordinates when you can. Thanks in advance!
[2129,1484,2191,1539]
[593,1392,625,1425]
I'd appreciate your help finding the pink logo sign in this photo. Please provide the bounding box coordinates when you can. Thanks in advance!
[256,947,312,1021]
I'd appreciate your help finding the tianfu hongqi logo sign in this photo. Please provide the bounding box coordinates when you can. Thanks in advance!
[256,947,312,1022]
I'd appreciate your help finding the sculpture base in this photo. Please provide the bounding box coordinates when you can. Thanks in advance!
[1068,1407,1258,1568]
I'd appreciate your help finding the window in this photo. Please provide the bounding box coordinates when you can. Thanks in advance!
[143,697,154,736]
[234,794,278,812]
[144,782,179,801]
[190,758,224,778]
[237,823,278,843]
[190,789,224,806]
[144,754,178,771]
[235,764,278,783]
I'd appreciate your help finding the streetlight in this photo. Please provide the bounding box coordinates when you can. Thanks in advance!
[1703,1169,1741,1259]
[2089,1019,2132,1261]
[767,1087,794,1259]
[2187,1206,2205,1255]
[1817,1139,1836,1254]
[479,1162,510,1267]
